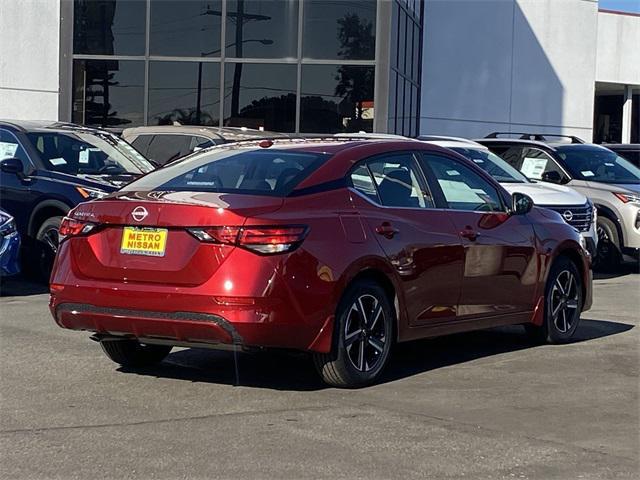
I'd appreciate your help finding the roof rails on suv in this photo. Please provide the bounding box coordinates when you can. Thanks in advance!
[484,132,585,144]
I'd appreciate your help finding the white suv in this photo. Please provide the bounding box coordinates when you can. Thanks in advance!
[422,137,598,256]
[477,134,640,270]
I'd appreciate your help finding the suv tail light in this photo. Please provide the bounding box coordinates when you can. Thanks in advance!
[188,225,308,255]
[59,217,97,242]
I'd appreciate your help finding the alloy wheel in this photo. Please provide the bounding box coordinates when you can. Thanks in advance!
[41,226,59,255]
[549,270,579,333]
[344,294,387,372]
[596,225,611,257]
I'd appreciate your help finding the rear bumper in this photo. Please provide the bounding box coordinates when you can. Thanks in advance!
[54,303,242,346]
[50,296,334,353]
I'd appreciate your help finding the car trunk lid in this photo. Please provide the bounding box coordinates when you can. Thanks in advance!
[67,191,283,286]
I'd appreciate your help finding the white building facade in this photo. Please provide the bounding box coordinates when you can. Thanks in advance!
[420,0,640,142]
[1,0,639,143]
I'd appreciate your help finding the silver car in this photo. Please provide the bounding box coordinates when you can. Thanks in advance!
[478,134,640,270]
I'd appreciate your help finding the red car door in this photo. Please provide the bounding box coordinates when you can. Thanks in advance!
[349,152,464,326]
[420,152,538,319]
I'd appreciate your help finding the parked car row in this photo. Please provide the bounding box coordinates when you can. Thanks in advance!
[1,119,636,387]
[2,119,638,278]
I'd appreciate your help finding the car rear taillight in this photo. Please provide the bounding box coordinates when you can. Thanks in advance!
[188,226,241,244]
[188,225,308,255]
[59,217,97,242]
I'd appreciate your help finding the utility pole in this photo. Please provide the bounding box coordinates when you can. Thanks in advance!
[202,2,270,123]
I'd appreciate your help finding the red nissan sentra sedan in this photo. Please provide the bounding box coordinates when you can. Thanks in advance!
[50,139,592,388]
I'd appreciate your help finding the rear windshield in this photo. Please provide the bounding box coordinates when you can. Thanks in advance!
[121,147,329,196]
[556,146,640,184]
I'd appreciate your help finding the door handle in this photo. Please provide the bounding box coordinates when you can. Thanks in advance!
[376,222,399,239]
[460,227,480,241]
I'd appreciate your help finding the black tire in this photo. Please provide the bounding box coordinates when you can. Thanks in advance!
[31,216,63,283]
[100,339,172,368]
[313,280,394,388]
[525,256,583,344]
[594,217,621,272]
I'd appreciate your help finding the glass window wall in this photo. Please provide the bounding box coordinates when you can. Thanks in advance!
[70,1,420,133]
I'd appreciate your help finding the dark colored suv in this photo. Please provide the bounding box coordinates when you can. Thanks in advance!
[0,120,155,279]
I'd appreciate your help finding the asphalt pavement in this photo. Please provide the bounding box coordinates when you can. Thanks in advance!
[1,268,638,479]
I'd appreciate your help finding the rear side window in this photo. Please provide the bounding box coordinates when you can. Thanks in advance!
[146,135,192,165]
[191,136,216,151]
[350,164,380,203]
[350,153,434,208]
[130,135,153,156]
[122,148,329,197]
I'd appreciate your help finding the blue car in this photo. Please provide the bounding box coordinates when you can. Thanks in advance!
[0,120,155,280]
[0,209,20,276]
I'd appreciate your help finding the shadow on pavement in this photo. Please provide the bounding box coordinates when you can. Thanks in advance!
[117,319,633,391]
[0,275,48,297]
[594,262,639,280]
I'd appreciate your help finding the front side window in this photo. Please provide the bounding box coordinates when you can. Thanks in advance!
[424,154,504,212]
[360,153,434,208]
[556,146,640,184]
[122,148,329,197]
[25,131,154,175]
[519,148,569,183]
[0,129,29,166]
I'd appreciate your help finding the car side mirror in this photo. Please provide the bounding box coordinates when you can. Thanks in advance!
[541,170,563,184]
[512,192,534,215]
[0,157,23,175]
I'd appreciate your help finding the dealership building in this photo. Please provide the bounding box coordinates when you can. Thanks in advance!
[1,0,638,143]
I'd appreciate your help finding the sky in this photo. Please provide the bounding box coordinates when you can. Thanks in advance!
[599,0,640,13]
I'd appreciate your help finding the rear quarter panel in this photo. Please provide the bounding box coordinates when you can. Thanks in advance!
[245,188,401,346]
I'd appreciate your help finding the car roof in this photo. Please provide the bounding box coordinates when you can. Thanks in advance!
[421,138,486,149]
[552,143,613,152]
[122,125,290,142]
[475,137,559,150]
[603,143,640,151]
[187,137,422,155]
[0,119,114,135]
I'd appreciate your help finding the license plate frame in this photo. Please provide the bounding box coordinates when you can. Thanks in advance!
[120,226,168,257]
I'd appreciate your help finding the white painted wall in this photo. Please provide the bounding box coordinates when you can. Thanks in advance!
[421,0,599,140]
[596,11,640,86]
[0,0,61,121]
